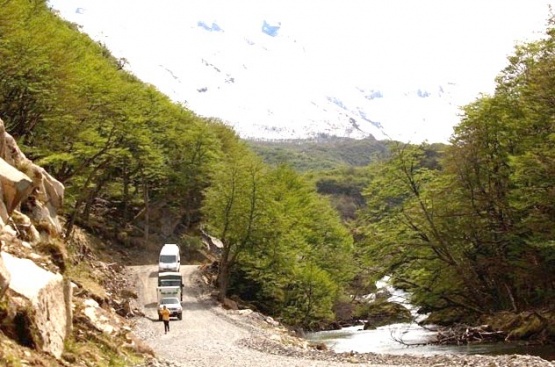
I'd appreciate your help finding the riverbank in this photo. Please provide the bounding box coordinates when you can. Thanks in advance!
[307,323,555,361]
[128,265,554,367]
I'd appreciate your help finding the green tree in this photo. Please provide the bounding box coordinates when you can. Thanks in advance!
[202,139,271,302]
[163,119,221,230]
[356,18,555,319]
[219,164,355,326]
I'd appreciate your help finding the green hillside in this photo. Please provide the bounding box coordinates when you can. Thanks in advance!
[247,135,391,171]
[0,0,358,364]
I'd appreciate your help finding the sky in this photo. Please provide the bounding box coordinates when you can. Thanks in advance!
[47,0,555,142]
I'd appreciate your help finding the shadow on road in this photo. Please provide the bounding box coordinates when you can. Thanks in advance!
[145,297,215,314]
[144,313,183,323]
[181,299,215,312]
[145,315,161,322]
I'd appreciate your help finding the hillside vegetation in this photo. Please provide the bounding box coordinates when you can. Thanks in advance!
[1,0,555,365]
[250,16,555,344]
[247,131,447,173]
[1,0,355,355]
[247,135,391,171]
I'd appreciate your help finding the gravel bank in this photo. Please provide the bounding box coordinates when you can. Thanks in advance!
[128,265,554,367]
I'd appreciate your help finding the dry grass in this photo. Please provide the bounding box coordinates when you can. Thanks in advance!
[65,262,107,300]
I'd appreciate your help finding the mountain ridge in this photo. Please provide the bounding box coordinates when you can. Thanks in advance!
[47,2,469,144]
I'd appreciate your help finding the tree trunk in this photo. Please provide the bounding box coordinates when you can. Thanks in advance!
[143,178,149,245]
[122,159,129,226]
[217,259,229,303]
[217,243,233,303]
[65,159,109,238]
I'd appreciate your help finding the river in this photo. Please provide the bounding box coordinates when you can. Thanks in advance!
[308,277,555,361]
[305,322,555,361]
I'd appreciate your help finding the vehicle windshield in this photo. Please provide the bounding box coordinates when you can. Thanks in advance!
[159,255,176,263]
[160,280,181,287]
[160,298,179,305]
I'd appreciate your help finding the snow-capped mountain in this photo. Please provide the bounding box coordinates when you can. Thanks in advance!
[46,0,550,143]
[114,17,466,143]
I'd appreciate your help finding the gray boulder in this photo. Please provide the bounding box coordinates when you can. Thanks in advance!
[2,251,71,359]
[0,158,33,227]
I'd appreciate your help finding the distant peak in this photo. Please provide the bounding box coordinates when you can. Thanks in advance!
[197,21,223,32]
[262,20,281,37]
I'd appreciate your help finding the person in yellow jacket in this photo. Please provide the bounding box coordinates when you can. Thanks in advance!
[160,305,171,334]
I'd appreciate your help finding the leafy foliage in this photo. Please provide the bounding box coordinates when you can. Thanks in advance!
[0,0,356,328]
[203,162,355,327]
[247,135,391,171]
[355,15,555,323]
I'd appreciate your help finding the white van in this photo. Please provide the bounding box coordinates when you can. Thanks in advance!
[158,243,180,272]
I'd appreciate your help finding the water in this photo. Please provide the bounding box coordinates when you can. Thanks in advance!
[317,277,555,361]
[306,323,555,361]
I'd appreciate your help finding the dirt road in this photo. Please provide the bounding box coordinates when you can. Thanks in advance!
[127,265,553,367]
[127,265,402,366]
[129,264,265,366]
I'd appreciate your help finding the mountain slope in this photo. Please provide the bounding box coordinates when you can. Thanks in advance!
[247,135,392,171]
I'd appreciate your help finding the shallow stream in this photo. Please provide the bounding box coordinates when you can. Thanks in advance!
[305,323,555,361]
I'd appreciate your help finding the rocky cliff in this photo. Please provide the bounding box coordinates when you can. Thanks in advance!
[0,117,69,358]
[0,117,144,364]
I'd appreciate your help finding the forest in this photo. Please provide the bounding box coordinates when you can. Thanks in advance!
[0,0,554,339]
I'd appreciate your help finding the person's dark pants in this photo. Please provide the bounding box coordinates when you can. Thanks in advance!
[164,320,170,333]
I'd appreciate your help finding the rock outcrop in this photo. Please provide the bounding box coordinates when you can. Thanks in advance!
[0,119,63,235]
[0,117,68,359]
[0,243,9,299]
[0,159,34,225]
[2,252,70,359]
